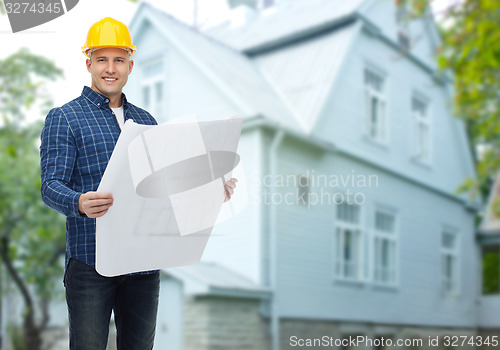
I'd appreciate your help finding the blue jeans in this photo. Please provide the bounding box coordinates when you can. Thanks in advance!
[64,258,160,350]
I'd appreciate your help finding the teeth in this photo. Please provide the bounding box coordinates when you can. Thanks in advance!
[104,78,116,81]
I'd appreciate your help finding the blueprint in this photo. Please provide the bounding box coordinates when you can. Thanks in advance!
[96,116,243,276]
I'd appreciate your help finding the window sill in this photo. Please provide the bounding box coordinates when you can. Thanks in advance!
[442,290,461,299]
[333,277,366,288]
[410,156,432,170]
[372,282,399,292]
[363,134,389,151]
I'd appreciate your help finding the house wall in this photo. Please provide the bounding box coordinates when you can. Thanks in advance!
[478,295,500,328]
[268,137,477,327]
[184,296,270,350]
[314,27,474,198]
[155,276,184,350]
[280,318,476,350]
[361,0,439,70]
[202,127,265,285]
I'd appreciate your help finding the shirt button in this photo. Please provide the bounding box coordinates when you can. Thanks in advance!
[112,112,115,115]
[105,99,109,103]
[97,103,100,106]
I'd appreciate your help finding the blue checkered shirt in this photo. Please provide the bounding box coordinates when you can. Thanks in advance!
[40,86,158,273]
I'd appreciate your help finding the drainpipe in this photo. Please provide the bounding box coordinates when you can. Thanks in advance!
[269,128,285,350]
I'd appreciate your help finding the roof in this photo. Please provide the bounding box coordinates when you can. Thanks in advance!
[131,2,303,131]
[205,0,366,52]
[163,262,271,299]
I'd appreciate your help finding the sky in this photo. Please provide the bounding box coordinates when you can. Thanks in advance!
[0,0,457,116]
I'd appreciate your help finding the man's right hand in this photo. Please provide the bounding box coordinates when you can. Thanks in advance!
[78,192,114,218]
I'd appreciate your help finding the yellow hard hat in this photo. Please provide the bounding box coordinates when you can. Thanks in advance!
[82,17,137,58]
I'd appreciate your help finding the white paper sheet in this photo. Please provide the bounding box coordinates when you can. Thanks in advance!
[96,116,243,276]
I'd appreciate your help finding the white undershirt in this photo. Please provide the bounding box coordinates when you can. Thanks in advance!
[111,106,125,130]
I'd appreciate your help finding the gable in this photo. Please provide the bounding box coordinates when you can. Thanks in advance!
[358,0,441,69]
[129,3,299,128]
[254,22,360,133]
[205,0,365,52]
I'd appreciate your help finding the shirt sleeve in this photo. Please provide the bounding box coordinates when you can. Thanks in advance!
[40,108,82,217]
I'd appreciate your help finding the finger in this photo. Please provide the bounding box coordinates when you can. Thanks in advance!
[84,202,113,214]
[230,178,238,183]
[226,181,236,189]
[225,186,234,195]
[85,192,114,200]
[89,208,109,218]
[86,198,113,208]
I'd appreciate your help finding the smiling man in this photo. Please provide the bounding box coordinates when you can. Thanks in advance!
[40,17,237,350]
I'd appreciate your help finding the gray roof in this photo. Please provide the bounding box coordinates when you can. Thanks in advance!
[137,2,303,131]
[164,262,271,298]
[205,0,366,52]
[133,2,361,133]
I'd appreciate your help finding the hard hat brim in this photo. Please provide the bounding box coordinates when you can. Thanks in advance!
[82,45,137,58]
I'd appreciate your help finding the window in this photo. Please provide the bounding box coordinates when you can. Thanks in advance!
[396,2,411,51]
[373,209,397,286]
[441,229,459,296]
[141,59,164,120]
[364,68,386,143]
[262,0,274,8]
[297,174,309,206]
[412,96,430,163]
[335,203,363,281]
[482,244,500,295]
[258,0,275,9]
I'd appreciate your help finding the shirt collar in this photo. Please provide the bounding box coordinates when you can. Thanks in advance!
[81,86,128,110]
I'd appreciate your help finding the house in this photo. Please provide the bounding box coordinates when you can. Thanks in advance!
[1,0,485,349]
[124,0,484,349]
[477,173,500,337]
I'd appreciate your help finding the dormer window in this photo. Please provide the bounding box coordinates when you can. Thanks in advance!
[364,67,386,143]
[141,58,164,120]
[260,0,275,9]
[396,2,411,51]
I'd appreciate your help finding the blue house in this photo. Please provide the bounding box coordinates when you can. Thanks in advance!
[124,0,487,349]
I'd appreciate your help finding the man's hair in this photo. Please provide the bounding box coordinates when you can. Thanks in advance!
[88,48,132,59]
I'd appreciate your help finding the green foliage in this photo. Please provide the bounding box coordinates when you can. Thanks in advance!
[482,248,500,294]
[7,323,26,350]
[0,48,65,338]
[0,48,62,125]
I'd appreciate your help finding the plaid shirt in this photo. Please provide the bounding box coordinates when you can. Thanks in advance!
[40,86,157,272]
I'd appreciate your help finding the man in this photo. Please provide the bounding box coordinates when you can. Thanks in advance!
[40,17,237,350]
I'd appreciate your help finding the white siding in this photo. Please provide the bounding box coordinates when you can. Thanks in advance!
[272,142,477,327]
[128,22,242,124]
[202,128,264,285]
[154,277,183,350]
[314,29,474,197]
[361,0,439,70]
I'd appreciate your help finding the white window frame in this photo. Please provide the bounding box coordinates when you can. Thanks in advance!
[441,228,460,297]
[372,208,398,287]
[259,0,275,9]
[141,57,165,120]
[334,203,365,282]
[297,174,310,206]
[412,95,432,164]
[396,2,411,51]
[364,67,387,144]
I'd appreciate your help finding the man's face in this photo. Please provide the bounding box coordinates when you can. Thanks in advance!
[86,47,134,101]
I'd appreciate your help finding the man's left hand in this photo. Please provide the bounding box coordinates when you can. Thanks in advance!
[224,178,238,202]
